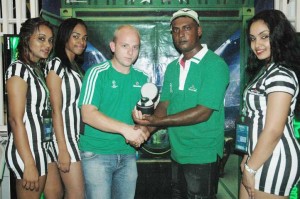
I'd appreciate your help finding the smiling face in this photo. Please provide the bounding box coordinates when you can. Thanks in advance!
[65,23,88,61]
[249,20,271,61]
[171,16,202,58]
[28,25,53,63]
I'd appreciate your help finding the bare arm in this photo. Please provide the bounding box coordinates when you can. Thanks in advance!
[133,101,213,131]
[242,92,292,197]
[46,71,70,172]
[81,104,149,144]
[247,92,291,169]
[7,77,39,190]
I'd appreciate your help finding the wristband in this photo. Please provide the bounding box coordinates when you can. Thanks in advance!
[244,163,257,175]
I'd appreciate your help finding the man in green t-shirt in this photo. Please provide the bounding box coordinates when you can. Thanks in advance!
[78,25,150,199]
[133,8,229,198]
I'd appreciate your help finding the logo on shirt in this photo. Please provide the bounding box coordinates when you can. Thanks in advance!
[247,88,263,96]
[188,85,197,92]
[111,80,118,88]
[133,81,142,88]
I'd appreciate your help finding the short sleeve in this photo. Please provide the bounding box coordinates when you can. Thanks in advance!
[197,59,230,111]
[160,64,172,102]
[265,67,297,96]
[45,57,65,78]
[78,64,104,108]
[5,61,30,83]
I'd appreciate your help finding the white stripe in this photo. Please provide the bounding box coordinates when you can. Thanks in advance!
[82,63,110,104]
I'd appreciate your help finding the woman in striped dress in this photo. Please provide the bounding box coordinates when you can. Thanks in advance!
[5,18,54,199]
[45,18,87,199]
[239,10,300,199]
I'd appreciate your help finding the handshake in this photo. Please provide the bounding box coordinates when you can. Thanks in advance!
[125,125,150,148]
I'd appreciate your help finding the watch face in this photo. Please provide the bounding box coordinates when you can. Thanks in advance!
[141,83,158,102]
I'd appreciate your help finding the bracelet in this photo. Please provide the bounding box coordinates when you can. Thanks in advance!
[244,163,257,175]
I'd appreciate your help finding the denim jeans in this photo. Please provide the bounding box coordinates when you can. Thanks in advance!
[171,157,220,199]
[80,151,138,199]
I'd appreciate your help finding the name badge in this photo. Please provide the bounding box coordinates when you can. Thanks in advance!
[42,109,53,142]
[235,116,250,153]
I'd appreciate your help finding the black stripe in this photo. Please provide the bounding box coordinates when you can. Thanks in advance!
[278,135,291,194]
[271,155,281,194]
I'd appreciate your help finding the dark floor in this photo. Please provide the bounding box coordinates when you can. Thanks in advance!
[135,154,240,199]
[217,154,239,199]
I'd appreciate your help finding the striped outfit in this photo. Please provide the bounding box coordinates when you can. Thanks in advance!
[5,61,50,179]
[243,63,300,196]
[46,57,82,162]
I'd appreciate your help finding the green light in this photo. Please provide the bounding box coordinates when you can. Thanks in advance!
[9,37,19,62]
[290,185,299,199]
[290,118,299,199]
[294,118,300,139]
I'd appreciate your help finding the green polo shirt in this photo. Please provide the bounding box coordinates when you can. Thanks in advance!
[161,49,229,164]
[78,60,148,154]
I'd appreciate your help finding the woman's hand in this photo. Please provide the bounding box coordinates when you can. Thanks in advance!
[22,163,39,191]
[57,149,71,173]
[242,166,256,198]
[240,155,248,172]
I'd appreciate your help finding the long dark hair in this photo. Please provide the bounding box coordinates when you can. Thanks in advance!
[246,9,300,117]
[55,18,87,72]
[18,17,53,65]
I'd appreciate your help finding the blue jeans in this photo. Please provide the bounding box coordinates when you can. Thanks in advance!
[171,157,220,199]
[80,151,138,199]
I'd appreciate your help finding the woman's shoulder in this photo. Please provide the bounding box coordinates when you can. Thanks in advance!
[46,57,65,76]
[49,57,62,63]
[6,60,31,80]
[265,64,298,93]
[47,57,63,68]
[269,64,297,79]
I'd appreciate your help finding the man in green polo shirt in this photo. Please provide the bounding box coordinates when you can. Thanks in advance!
[133,8,229,198]
[78,25,150,199]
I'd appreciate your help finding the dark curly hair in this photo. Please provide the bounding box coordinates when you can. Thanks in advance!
[54,18,87,73]
[246,9,300,118]
[17,17,53,66]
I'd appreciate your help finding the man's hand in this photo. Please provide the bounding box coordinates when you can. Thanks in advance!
[123,125,150,147]
[132,109,156,126]
[128,125,151,148]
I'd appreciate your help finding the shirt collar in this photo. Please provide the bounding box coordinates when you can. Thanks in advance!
[178,44,208,65]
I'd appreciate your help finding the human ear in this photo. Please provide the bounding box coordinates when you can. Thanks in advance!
[109,41,116,53]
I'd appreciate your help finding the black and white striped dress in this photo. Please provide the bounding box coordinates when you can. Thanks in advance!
[46,57,82,162]
[243,63,300,196]
[5,61,49,179]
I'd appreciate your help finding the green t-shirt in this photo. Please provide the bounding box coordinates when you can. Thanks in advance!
[78,60,148,154]
[161,50,229,164]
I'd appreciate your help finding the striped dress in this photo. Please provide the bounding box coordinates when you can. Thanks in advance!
[5,61,49,179]
[243,63,300,196]
[46,57,82,162]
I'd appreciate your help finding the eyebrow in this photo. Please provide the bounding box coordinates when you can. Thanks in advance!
[250,30,269,36]
[72,31,87,36]
[172,22,197,29]
[258,30,269,34]
[36,33,46,36]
